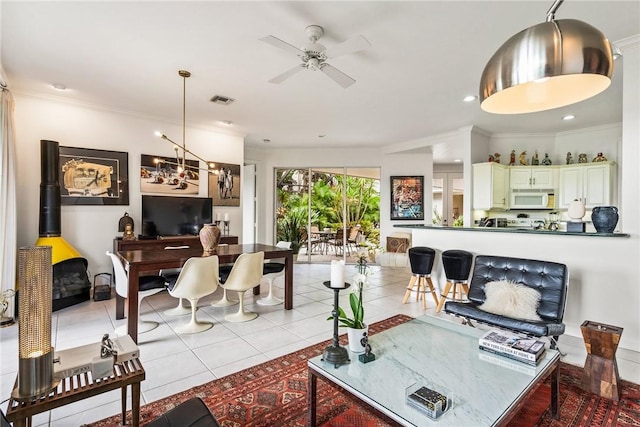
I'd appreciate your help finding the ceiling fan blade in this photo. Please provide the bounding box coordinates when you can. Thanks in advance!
[323,35,371,58]
[320,64,356,88]
[259,35,304,56]
[269,65,304,84]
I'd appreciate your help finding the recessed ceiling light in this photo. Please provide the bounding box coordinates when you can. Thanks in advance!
[52,83,66,91]
[562,114,575,121]
[454,159,462,162]
[463,95,477,102]
[219,120,233,126]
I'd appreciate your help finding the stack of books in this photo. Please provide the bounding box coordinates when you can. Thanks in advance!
[479,329,546,366]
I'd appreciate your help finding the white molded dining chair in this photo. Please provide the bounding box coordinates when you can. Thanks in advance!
[221,252,264,322]
[106,251,166,336]
[160,267,191,316]
[257,241,291,306]
[210,245,239,307]
[167,255,220,334]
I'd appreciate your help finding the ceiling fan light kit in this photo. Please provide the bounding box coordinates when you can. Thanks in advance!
[260,24,371,88]
[479,0,614,114]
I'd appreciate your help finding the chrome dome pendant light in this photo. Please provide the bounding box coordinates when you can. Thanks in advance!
[479,0,614,114]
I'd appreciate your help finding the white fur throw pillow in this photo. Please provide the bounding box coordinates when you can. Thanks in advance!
[479,280,542,321]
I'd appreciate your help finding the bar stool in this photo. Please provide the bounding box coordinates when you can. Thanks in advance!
[435,249,473,313]
[402,247,440,309]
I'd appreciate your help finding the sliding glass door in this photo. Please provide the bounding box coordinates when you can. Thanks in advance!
[274,167,380,264]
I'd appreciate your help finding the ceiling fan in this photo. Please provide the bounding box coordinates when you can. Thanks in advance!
[260,25,371,88]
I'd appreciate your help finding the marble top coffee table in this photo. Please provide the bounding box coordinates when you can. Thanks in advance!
[307,315,560,426]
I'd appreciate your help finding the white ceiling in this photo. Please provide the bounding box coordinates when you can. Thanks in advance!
[2,1,638,163]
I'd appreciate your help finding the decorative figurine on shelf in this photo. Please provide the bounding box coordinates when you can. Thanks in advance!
[593,152,607,162]
[488,154,495,162]
[509,150,516,166]
[566,152,574,164]
[541,153,552,165]
[578,153,588,163]
[519,151,528,165]
[100,334,115,359]
[531,150,539,165]
[118,212,135,240]
[122,223,136,241]
[358,331,376,363]
[493,153,501,164]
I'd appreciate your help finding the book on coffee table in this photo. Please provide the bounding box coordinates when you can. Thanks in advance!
[479,330,546,365]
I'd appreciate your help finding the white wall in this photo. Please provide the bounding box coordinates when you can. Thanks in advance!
[244,146,432,246]
[13,94,244,276]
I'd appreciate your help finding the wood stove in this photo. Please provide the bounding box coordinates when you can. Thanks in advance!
[36,140,90,311]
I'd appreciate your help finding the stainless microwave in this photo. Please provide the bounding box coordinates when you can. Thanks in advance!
[510,190,556,209]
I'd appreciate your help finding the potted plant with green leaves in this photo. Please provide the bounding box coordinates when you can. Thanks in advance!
[330,251,370,352]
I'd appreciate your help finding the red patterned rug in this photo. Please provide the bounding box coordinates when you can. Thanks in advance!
[86,315,640,427]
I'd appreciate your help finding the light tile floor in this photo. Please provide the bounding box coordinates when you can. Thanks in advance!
[1,263,638,426]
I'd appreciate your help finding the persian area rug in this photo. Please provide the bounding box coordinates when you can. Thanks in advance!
[87,314,640,427]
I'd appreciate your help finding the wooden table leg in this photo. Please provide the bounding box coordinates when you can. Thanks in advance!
[116,294,125,320]
[132,381,141,427]
[308,369,317,427]
[121,384,128,425]
[127,264,140,344]
[284,251,293,310]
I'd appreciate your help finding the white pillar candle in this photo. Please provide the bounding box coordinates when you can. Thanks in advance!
[216,213,221,221]
[330,259,345,288]
[224,213,229,221]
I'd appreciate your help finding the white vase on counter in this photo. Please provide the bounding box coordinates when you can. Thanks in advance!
[568,199,586,222]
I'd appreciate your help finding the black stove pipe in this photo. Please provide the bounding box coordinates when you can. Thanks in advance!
[39,140,61,237]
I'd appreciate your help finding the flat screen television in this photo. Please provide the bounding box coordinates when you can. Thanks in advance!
[141,195,212,238]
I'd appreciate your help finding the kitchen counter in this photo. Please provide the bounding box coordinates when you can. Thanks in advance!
[393,224,629,237]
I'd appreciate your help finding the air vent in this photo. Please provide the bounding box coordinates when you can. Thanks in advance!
[210,95,235,105]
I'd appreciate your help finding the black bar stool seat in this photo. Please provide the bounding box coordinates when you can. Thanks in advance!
[436,249,473,313]
[402,247,440,309]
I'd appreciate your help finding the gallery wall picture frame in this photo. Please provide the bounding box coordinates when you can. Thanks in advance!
[390,175,424,220]
[140,154,200,195]
[59,146,129,205]
[208,161,241,207]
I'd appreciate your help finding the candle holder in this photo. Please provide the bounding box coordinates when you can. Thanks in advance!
[322,281,350,368]
[214,220,221,227]
[223,220,230,236]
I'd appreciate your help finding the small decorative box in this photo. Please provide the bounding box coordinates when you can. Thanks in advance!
[406,382,452,420]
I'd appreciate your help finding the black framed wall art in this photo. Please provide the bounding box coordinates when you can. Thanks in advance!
[59,146,129,205]
[140,154,200,195]
[207,161,241,207]
[390,175,424,220]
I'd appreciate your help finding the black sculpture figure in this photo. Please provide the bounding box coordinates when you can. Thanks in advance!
[358,331,376,363]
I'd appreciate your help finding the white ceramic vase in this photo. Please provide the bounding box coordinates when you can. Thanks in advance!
[567,199,586,222]
[347,324,368,353]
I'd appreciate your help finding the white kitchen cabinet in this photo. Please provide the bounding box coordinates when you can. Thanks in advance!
[558,163,614,208]
[473,162,508,210]
[509,167,556,189]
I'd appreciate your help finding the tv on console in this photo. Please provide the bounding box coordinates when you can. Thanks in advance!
[141,195,212,238]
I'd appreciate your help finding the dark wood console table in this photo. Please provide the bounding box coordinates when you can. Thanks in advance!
[113,235,238,252]
[5,358,145,427]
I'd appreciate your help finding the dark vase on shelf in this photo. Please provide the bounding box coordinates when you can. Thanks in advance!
[591,206,618,233]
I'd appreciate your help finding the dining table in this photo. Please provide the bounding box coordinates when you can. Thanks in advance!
[116,243,293,343]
